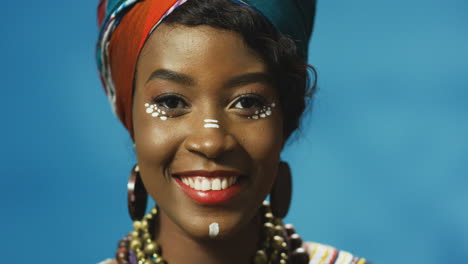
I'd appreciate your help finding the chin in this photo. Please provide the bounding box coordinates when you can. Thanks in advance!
[174,205,259,241]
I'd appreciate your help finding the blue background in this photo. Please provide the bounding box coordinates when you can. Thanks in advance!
[1,0,467,263]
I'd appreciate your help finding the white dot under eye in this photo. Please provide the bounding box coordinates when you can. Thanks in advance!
[146,108,154,114]
[160,116,168,120]
[152,112,159,117]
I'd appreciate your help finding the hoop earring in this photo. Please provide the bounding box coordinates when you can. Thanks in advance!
[127,164,148,221]
[270,161,292,218]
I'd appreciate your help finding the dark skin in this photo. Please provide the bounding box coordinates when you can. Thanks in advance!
[132,24,285,264]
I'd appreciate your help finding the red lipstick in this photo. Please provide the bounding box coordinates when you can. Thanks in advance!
[173,170,243,205]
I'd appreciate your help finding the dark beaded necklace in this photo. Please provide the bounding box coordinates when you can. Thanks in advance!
[115,202,309,264]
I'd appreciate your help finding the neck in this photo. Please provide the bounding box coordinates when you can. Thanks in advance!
[154,211,261,264]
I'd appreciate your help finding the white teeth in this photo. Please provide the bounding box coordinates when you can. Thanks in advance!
[180,176,239,191]
[189,178,194,188]
[194,179,201,190]
[201,179,211,191]
[221,178,228,190]
[212,178,221,190]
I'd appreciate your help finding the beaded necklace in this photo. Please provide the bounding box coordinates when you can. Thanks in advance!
[115,202,309,264]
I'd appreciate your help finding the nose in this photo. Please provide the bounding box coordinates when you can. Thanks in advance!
[183,120,237,160]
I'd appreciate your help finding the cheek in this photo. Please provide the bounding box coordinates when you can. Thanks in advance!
[238,116,283,163]
[132,104,183,198]
[233,115,283,191]
[134,113,177,165]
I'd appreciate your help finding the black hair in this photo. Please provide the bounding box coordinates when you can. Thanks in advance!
[163,0,317,141]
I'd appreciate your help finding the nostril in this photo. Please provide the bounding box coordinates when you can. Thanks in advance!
[183,131,238,160]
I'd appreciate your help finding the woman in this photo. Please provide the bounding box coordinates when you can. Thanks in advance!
[96,0,369,263]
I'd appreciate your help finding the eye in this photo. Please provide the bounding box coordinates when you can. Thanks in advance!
[231,95,264,109]
[229,94,275,119]
[147,94,190,119]
[154,94,188,109]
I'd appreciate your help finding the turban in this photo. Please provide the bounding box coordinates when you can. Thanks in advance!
[96,0,316,137]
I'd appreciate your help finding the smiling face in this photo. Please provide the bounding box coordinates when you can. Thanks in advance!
[132,24,284,240]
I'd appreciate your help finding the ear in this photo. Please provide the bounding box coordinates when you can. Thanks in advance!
[270,161,292,218]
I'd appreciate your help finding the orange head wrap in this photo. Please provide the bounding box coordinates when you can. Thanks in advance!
[106,0,186,138]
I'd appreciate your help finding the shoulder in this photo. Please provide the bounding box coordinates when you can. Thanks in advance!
[303,242,371,264]
[97,259,117,264]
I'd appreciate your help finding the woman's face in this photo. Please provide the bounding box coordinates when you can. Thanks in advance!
[133,24,284,239]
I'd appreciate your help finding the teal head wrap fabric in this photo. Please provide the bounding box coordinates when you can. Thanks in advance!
[239,0,316,58]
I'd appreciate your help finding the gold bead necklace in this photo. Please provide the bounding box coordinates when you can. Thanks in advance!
[122,202,290,264]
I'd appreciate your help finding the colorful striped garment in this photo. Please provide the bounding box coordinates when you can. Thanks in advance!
[303,242,369,264]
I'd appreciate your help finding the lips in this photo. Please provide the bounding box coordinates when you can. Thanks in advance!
[173,170,244,205]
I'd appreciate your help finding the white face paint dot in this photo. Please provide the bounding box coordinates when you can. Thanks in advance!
[152,112,159,117]
[144,103,149,107]
[209,222,219,238]
[146,108,154,114]
[160,116,168,120]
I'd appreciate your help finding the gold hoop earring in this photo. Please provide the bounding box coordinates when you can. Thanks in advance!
[127,164,148,221]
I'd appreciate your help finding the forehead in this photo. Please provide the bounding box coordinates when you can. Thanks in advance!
[137,24,267,81]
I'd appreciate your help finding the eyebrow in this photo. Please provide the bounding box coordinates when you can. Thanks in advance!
[146,69,195,86]
[146,69,272,88]
[223,72,272,89]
